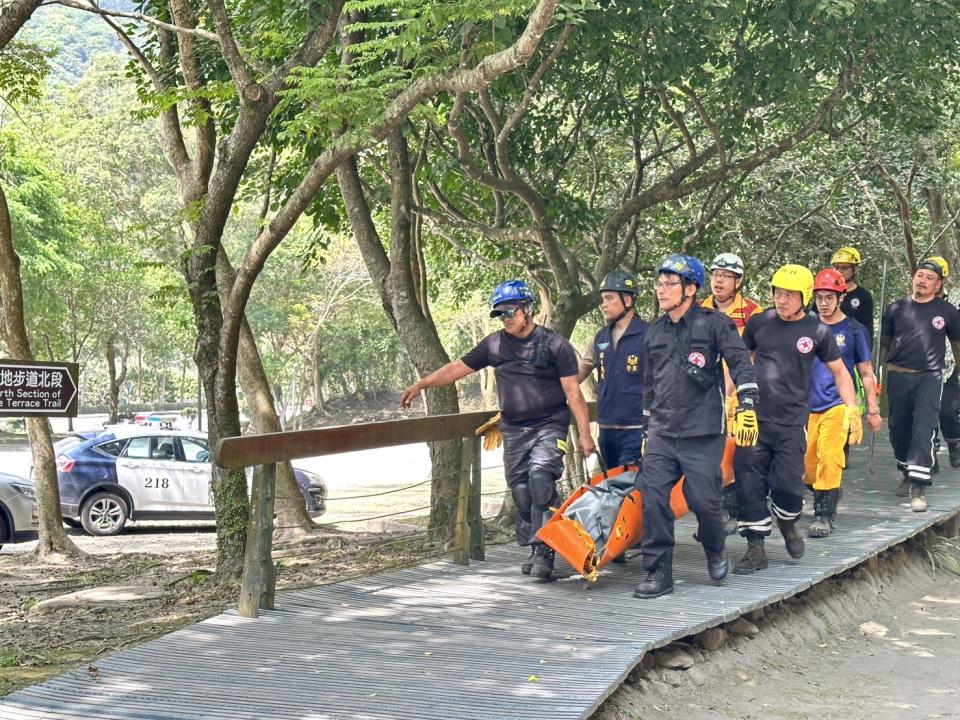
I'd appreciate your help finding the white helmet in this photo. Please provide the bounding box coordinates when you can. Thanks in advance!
[710,252,745,276]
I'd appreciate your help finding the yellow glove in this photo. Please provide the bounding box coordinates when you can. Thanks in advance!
[734,409,759,447]
[475,412,502,451]
[843,404,863,446]
[725,394,738,431]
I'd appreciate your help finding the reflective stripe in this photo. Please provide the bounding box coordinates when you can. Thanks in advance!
[771,502,803,521]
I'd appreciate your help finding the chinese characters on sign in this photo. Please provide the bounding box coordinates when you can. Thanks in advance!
[0,360,79,417]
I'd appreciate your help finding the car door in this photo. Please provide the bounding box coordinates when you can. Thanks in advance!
[116,436,181,513]
[177,436,213,512]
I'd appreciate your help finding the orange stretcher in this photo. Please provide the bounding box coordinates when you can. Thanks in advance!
[537,437,736,582]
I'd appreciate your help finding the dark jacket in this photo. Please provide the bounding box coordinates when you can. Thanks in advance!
[593,315,648,426]
[643,303,758,437]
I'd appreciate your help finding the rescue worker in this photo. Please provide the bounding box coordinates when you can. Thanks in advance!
[828,246,875,343]
[577,270,648,468]
[879,259,960,511]
[633,254,759,599]
[400,280,596,579]
[701,252,763,534]
[805,269,882,537]
[929,257,960,469]
[734,265,861,574]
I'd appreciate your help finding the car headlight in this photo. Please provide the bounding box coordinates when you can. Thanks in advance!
[298,469,325,487]
[10,483,36,500]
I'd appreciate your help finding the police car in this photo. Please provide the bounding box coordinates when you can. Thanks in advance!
[54,427,326,536]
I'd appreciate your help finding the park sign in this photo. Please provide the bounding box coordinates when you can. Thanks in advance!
[0,359,79,418]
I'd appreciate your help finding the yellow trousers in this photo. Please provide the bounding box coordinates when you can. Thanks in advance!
[803,403,846,491]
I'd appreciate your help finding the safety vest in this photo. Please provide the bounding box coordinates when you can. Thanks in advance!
[701,292,761,335]
[593,315,648,426]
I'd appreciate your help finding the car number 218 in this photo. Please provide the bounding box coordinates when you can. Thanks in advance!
[145,477,170,489]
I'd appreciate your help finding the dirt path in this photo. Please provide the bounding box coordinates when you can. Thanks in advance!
[596,540,960,720]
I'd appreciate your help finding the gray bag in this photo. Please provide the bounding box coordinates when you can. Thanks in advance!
[562,470,637,554]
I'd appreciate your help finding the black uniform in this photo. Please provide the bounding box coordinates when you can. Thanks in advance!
[882,297,960,484]
[734,310,840,537]
[462,325,579,547]
[638,304,757,570]
[841,286,874,346]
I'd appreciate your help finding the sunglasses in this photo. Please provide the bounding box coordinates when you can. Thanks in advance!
[492,305,523,319]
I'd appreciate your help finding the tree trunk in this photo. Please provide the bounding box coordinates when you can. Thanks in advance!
[337,132,463,538]
[105,334,127,424]
[0,182,85,559]
[215,248,314,537]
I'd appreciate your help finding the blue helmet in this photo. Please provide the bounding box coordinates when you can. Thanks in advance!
[657,254,705,289]
[490,280,535,315]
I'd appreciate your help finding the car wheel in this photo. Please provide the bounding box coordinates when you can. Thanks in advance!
[63,518,83,529]
[81,492,128,536]
[0,513,7,549]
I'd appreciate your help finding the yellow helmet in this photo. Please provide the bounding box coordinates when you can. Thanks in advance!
[771,264,815,306]
[926,255,950,278]
[830,246,861,265]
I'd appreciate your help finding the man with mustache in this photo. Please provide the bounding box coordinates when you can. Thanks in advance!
[400,280,595,580]
[880,259,960,511]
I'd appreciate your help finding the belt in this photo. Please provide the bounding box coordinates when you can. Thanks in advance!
[887,364,924,374]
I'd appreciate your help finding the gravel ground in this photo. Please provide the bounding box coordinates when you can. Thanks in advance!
[596,538,960,720]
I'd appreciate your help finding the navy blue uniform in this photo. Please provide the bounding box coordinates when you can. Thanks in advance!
[734,310,840,537]
[592,315,648,467]
[882,297,960,484]
[638,304,757,570]
[462,325,579,547]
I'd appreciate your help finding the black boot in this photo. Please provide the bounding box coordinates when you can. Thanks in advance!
[895,473,911,497]
[933,453,940,475]
[722,486,738,536]
[950,442,960,468]
[777,516,805,558]
[521,547,536,575]
[530,546,555,581]
[633,552,674,598]
[705,547,729,583]
[809,489,839,538]
[733,536,768,574]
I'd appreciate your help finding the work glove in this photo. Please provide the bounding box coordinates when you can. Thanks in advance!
[475,412,503,451]
[725,394,738,432]
[733,405,759,447]
[843,404,864,446]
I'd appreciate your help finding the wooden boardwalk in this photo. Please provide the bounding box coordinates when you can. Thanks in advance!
[3,443,960,720]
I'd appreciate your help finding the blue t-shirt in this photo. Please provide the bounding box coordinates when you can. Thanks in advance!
[809,316,871,413]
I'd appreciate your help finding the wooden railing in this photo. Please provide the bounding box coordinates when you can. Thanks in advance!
[216,410,499,618]
[216,405,599,618]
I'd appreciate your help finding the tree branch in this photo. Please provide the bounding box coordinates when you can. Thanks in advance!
[657,87,697,163]
[48,0,219,42]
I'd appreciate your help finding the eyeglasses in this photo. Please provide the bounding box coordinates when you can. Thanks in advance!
[654,280,682,290]
[492,305,522,319]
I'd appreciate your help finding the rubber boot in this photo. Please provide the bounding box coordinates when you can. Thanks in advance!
[633,552,674,599]
[777,516,805,559]
[910,483,929,513]
[520,547,535,575]
[530,546,555,581]
[808,489,839,538]
[733,535,767,574]
[705,547,729,583]
[950,442,960,468]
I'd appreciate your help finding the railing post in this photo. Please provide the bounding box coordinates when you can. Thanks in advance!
[468,434,485,560]
[452,437,473,566]
[238,462,277,618]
